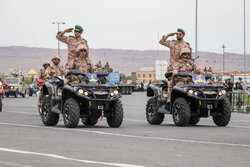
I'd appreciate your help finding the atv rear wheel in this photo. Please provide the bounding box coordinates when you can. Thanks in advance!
[63,98,80,128]
[82,117,98,126]
[213,99,231,126]
[172,98,190,126]
[146,97,164,125]
[41,95,59,126]
[189,116,200,125]
[106,99,123,127]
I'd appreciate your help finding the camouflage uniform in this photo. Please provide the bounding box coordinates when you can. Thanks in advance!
[56,31,89,65]
[65,44,93,83]
[95,61,103,72]
[159,37,192,72]
[49,64,64,77]
[37,60,51,106]
[167,48,201,102]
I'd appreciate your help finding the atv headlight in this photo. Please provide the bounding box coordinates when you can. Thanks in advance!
[194,91,198,96]
[188,89,194,95]
[78,89,84,94]
[114,90,119,95]
[219,90,226,96]
[84,91,89,96]
[77,89,89,96]
[110,92,115,96]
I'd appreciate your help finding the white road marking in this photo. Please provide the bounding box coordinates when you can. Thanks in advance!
[4,111,37,115]
[0,122,250,148]
[0,148,145,167]
[125,119,250,129]
[0,160,32,167]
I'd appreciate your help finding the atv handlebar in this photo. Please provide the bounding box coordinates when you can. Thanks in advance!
[165,72,212,80]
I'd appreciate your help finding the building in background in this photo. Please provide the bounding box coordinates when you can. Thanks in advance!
[135,67,155,85]
[155,60,168,80]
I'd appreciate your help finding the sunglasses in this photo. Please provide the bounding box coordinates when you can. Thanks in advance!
[74,30,82,33]
[183,53,191,56]
[53,58,60,61]
[177,33,182,36]
[80,49,87,52]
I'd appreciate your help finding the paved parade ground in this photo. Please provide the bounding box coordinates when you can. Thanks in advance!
[0,92,250,167]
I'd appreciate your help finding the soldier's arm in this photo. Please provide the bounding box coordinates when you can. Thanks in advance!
[56,28,73,44]
[172,62,180,76]
[159,33,176,48]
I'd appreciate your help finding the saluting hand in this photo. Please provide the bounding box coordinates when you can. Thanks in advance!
[64,28,74,33]
[168,32,177,37]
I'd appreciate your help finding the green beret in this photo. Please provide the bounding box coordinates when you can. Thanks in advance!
[177,28,185,35]
[75,25,83,32]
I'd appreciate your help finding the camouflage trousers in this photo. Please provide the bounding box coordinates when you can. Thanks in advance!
[167,76,189,103]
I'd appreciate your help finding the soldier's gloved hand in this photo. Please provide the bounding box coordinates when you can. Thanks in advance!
[168,32,177,37]
[64,28,74,33]
[173,70,178,76]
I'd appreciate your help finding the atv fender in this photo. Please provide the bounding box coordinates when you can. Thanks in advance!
[147,84,160,97]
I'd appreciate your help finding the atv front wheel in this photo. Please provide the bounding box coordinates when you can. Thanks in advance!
[146,97,164,125]
[63,98,80,128]
[213,99,231,126]
[82,117,98,126]
[172,98,190,126]
[41,95,59,126]
[106,99,123,127]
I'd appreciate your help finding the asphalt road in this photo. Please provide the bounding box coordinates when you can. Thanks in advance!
[0,92,250,167]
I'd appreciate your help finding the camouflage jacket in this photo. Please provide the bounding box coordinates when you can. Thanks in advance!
[56,32,89,63]
[173,58,201,75]
[49,64,64,78]
[37,67,51,80]
[160,37,192,71]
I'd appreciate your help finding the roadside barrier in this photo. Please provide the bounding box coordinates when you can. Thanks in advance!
[228,91,250,113]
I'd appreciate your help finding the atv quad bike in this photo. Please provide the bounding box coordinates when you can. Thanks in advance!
[40,70,123,128]
[146,72,231,126]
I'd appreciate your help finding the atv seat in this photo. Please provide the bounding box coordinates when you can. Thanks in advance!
[67,70,86,76]
[96,70,109,77]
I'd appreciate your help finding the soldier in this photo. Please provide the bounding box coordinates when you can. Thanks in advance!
[103,62,113,73]
[65,44,93,83]
[49,54,64,78]
[95,61,103,72]
[166,48,202,110]
[37,60,51,106]
[159,28,192,72]
[56,25,89,66]
[208,66,213,74]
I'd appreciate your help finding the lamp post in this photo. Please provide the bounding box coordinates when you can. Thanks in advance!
[52,22,65,56]
[243,0,247,84]
[222,44,226,75]
[195,0,198,59]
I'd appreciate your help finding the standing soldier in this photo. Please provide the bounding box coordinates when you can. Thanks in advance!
[56,25,89,66]
[159,28,192,72]
[37,60,51,106]
[49,54,64,77]
[159,28,192,106]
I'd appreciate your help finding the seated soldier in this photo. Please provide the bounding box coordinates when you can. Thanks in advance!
[166,48,202,110]
[65,44,94,83]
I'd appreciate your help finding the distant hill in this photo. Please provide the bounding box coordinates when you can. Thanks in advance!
[0,46,249,75]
